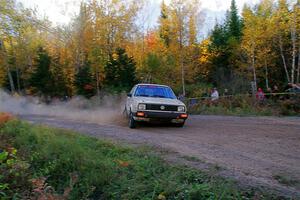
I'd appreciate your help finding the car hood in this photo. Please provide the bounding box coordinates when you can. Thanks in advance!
[135,97,185,106]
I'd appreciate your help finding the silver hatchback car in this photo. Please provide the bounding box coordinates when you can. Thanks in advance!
[125,84,188,128]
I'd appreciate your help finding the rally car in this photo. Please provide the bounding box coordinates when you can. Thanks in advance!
[125,84,188,128]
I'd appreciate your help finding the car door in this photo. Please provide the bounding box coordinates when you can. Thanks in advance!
[126,86,136,115]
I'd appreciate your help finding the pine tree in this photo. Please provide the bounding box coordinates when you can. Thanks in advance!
[208,0,243,90]
[29,47,52,96]
[75,60,95,98]
[104,48,136,92]
[158,0,171,47]
[228,0,242,40]
[51,54,68,97]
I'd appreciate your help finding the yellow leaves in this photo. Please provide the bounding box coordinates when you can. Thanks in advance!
[112,53,119,61]
[198,39,212,65]
[0,63,5,86]
[158,193,166,200]
[199,55,209,64]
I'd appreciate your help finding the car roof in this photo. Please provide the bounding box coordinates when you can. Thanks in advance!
[135,83,170,88]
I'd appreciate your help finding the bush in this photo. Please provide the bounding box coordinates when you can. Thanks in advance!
[187,95,300,116]
[0,136,31,199]
[0,113,14,126]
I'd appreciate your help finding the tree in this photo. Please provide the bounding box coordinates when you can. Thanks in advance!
[50,54,68,97]
[70,0,142,95]
[273,0,291,83]
[295,0,300,83]
[208,0,243,91]
[167,0,201,95]
[104,48,136,92]
[228,0,242,40]
[159,0,171,47]
[29,47,52,96]
[75,60,95,98]
[291,0,300,84]
[0,0,49,93]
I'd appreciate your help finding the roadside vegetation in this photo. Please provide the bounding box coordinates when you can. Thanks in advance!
[188,95,300,116]
[0,113,280,199]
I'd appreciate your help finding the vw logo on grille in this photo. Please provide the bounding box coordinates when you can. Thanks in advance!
[160,106,165,110]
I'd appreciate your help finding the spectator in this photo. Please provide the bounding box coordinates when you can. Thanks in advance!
[211,88,219,101]
[177,93,185,101]
[273,85,279,93]
[224,88,229,96]
[256,88,265,101]
[272,85,279,101]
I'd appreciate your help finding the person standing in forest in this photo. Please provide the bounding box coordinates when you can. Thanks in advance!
[211,88,219,101]
[272,85,279,101]
[256,88,265,102]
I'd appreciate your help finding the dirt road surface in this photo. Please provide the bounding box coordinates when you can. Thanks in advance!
[21,114,300,198]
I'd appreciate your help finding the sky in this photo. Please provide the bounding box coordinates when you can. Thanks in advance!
[17,0,261,36]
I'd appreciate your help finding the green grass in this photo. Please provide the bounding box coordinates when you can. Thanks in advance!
[273,174,300,189]
[0,120,277,199]
[181,155,203,163]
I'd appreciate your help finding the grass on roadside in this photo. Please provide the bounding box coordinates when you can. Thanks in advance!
[188,96,300,117]
[273,174,300,189]
[0,118,278,199]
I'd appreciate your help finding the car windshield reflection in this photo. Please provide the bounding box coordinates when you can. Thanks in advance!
[134,85,177,99]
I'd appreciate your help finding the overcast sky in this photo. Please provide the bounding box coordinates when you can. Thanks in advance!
[17,0,261,36]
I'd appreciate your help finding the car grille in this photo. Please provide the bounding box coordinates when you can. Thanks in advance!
[146,104,178,111]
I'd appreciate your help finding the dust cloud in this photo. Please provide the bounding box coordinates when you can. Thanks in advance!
[0,90,127,125]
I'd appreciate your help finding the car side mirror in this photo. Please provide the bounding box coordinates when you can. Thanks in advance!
[127,93,132,97]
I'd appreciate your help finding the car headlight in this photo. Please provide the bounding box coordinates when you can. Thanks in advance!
[178,106,185,112]
[138,103,146,110]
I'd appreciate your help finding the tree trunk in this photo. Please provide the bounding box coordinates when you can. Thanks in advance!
[297,46,300,83]
[291,18,297,84]
[265,60,269,89]
[16,68,21,93]
[7,68,15,93]
[181,52,185,97]
[178,13,185,97]
[0,39,15,93]
[95,69,100,97]
[279,35,290,83]
[252,57,257,90]
[251,45,257,95]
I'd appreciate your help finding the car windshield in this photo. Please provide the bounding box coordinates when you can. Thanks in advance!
[134,85,177,99]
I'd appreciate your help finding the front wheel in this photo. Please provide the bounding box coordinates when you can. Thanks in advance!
[129,113,136,129]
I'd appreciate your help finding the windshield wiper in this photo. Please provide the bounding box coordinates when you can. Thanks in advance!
[137,94,149,97]
[153,95,167,98]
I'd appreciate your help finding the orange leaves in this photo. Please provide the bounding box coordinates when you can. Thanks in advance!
[84,84,94,91]
[112,53,119,61]
[116,159,130,167]
[145,32,158,51]
[0,112,14,125]
[31,173,79,200]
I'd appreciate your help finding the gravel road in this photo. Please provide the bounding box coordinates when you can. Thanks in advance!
[21,114,300,198]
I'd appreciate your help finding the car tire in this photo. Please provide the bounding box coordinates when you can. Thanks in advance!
[129,113,136,129]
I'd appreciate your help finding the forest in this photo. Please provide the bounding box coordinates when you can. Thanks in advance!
[1,0,300,99]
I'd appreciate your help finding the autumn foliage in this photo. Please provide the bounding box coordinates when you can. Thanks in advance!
[0,112,14,125]
[0,0,300,98]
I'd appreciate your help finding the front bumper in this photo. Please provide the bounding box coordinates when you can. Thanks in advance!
[133,111,188,123]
